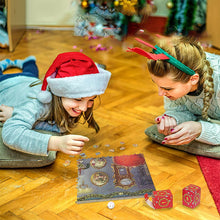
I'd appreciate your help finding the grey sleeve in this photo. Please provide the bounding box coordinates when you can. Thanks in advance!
[164,97,197,124]
[196,120,220,145]
[2,100,53,156]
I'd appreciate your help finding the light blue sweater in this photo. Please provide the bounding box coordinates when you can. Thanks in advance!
[164,52,220,145]
[0,76,60,156]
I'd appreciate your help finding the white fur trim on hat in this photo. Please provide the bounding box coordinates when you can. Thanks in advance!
[46,67,111,99]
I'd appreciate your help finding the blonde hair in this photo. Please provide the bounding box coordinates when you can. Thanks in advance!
[43,95,100,133]
[147,36,217,123]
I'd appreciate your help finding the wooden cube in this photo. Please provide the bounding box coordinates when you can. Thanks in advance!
[152,189,173,209]
[182,184,201,208]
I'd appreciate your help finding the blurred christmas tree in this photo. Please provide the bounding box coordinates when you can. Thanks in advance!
[73,0,154,40]
[165,0,206,36]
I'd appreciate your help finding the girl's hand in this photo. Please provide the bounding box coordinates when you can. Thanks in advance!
[0,104,14,123]
[48,135,89,155]
[162,121,202,145]
[155,115,177,136]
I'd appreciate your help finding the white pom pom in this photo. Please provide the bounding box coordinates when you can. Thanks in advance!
[37,90,52,104]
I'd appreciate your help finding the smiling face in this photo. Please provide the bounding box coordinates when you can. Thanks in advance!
[150,73,199,100]
[61,96,97,117]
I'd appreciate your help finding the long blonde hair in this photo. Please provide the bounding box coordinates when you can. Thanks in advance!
[147,36,216,123]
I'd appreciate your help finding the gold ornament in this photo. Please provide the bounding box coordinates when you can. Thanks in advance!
[119,0,138,16]
[166,1,174,9]
[81,0,88,8]
[114,0,120,7]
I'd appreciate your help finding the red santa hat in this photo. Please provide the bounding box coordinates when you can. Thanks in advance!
[37,52,111,103]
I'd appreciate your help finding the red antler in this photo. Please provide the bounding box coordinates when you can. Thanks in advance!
[127,47,169,60]
[135,38,156,50]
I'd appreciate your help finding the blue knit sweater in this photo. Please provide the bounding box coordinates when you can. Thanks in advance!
[0,76,60,156]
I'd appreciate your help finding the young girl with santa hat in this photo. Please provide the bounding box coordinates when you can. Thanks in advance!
[0,52,111,167]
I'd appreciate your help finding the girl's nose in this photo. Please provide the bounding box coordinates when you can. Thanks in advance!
[158,88,166,96]
[79,101,88,112]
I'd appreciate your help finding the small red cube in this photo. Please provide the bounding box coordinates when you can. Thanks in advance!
[182,184,201,208]
[152,190,173,209]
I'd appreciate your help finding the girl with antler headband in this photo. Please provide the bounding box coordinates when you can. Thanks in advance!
[128,36,220,158]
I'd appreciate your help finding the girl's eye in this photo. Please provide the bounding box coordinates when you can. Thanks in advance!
[75,99,82,101]
[89,96,97,102]
[162,88,172,91]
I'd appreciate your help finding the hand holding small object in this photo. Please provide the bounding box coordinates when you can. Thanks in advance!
[155,115,177,136]
[48,135,89,155]
[162,121,202,145]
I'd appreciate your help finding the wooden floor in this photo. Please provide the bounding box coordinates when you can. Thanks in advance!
[0,30,219,220]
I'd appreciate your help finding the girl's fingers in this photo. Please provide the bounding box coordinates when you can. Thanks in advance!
[67,149,83,155]
[64,145,83,154]
[170,124,183,134]
[70,146,83,151]
[167,117,176,134]
[71,140,86,147]
[164,116,171,135]
[164,137,191,145]
[155,116,162,124]
[158,117,165,132]
[157,115,177,135]
[70,135,89,142]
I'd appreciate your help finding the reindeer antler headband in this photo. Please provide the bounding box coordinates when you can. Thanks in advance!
[127,38,195,76]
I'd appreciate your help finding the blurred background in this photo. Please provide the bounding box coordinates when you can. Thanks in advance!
[0,0,219,52]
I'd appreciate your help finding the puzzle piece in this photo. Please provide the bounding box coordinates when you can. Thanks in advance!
[63,159,71,167]
[77,154,155,203]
